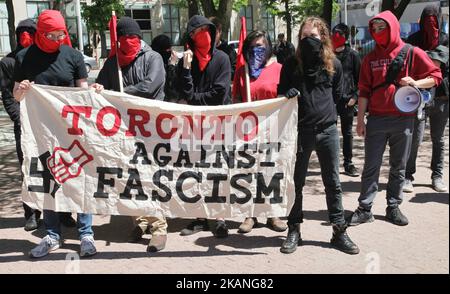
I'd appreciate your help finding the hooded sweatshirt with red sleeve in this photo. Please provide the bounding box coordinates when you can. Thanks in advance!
[358,11,442,116]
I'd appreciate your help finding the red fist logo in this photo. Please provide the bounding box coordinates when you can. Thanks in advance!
[47,140,93,184]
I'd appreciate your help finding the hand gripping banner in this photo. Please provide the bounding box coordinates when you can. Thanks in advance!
[21,85,298,218]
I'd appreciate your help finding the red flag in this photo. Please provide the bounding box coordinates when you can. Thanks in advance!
[109,13,117,57]
[232,17,247,102]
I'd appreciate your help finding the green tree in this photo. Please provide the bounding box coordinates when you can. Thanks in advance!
[261,0,339,42]
[81,0,124,57]
[175,0,248,40]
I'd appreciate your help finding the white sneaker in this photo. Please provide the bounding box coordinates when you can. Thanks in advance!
[80,235,97,257]
[29,235,60,258]
[403,179,414,193]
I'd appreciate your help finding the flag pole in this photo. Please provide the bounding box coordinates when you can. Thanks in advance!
[111,11,124,93]
[244,64,251,103]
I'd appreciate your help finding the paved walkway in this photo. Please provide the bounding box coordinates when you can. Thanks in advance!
[0,103,448,274]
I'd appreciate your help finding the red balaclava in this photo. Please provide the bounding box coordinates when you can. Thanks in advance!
[370,21,390,48]
[19,31,34,48]
[117,35,141,68]
[35,10,72,53]
[331,32,346,51]
[192,28,212,71]
[422,15,439,50]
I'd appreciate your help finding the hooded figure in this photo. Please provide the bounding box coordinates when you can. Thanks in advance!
[151,34,172,65]
[348,11,442,228]
[9,10,92,239]
[407,5,448,51]
[96,17,166,100]
[358,10,442,117]
[177,15,231,105]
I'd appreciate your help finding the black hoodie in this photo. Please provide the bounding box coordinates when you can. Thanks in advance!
[407,5,449,99]
[177,15,231,105]
[407,5,449,49]
[0,19,36,123]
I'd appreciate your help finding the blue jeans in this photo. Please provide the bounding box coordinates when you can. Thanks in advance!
[44,210,93,241]
[288,123,345,226]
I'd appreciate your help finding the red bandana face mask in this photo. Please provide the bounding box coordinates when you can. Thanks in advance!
[331,32,346,51]
[117,36,141,68]
[35,31,65,53]
[423,15,439,50]
[371,27,390,48]
[19,31,34,48]
[192,29,212,71]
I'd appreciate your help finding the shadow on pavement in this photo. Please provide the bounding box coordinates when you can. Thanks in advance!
[410,193,449,205]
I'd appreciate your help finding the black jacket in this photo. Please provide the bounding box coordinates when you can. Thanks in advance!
[177,15,231,105]
[335,45,361,112]
[96,41,166,100]
[216,39,237,80]
[278,56,344,128]
[407,5,449,100]
[0,48,23,123]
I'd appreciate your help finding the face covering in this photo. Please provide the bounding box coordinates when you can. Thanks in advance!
[192,29,212,71]
[331,32,346,51]
[248,46,266,79]
[19,31,34,48]
[118,35,141,68]
[371,26,390,48]
[423,15,439,50]
[300,36,323,75]
[35,10,71,53]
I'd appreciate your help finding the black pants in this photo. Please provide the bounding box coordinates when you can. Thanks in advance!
[288,123,345,226]
[338,105,355,167]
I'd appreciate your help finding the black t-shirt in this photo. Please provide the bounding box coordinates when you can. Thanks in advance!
[14,44,87,86]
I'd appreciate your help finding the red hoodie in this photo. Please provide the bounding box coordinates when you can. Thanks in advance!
[359,11,442,116]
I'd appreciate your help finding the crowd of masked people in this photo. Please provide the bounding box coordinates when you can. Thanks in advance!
[0,4,447,259]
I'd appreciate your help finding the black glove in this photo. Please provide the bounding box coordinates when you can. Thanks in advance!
[286,88,300,99]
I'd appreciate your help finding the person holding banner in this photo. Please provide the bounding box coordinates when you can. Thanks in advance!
[331,23,361,177]
[12,10,100,258]
[177,15,231,238]
[231,30,287,234]
[95,17,168,252]
[348,11,442,227]
[277,17,359,255]
[96,17,165,100]
[0,18,42,231]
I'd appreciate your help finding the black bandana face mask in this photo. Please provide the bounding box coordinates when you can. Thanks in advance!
[299,36,323,72]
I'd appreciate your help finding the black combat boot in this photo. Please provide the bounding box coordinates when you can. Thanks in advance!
[330,224,360,255]
[280,223,302,254]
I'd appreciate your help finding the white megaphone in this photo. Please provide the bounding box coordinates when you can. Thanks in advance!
[394,85,432,120]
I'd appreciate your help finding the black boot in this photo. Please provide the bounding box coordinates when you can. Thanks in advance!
[330,224,359,255]
[280,224,302,254]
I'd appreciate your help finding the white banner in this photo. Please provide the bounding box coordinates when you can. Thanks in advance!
[21,85,298,218]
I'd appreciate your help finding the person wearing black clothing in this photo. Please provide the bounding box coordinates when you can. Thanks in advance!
[96,17,168,253]
[0,18,76,231]
[177,15,231,238]
[177,15,231,106]
[404,4,449,193]
[273,33,295,65]
[209,17,237,80]
[278,17,359,255]
[14,10,98,258]
[151,34,180,103]
[331,23,361,177]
